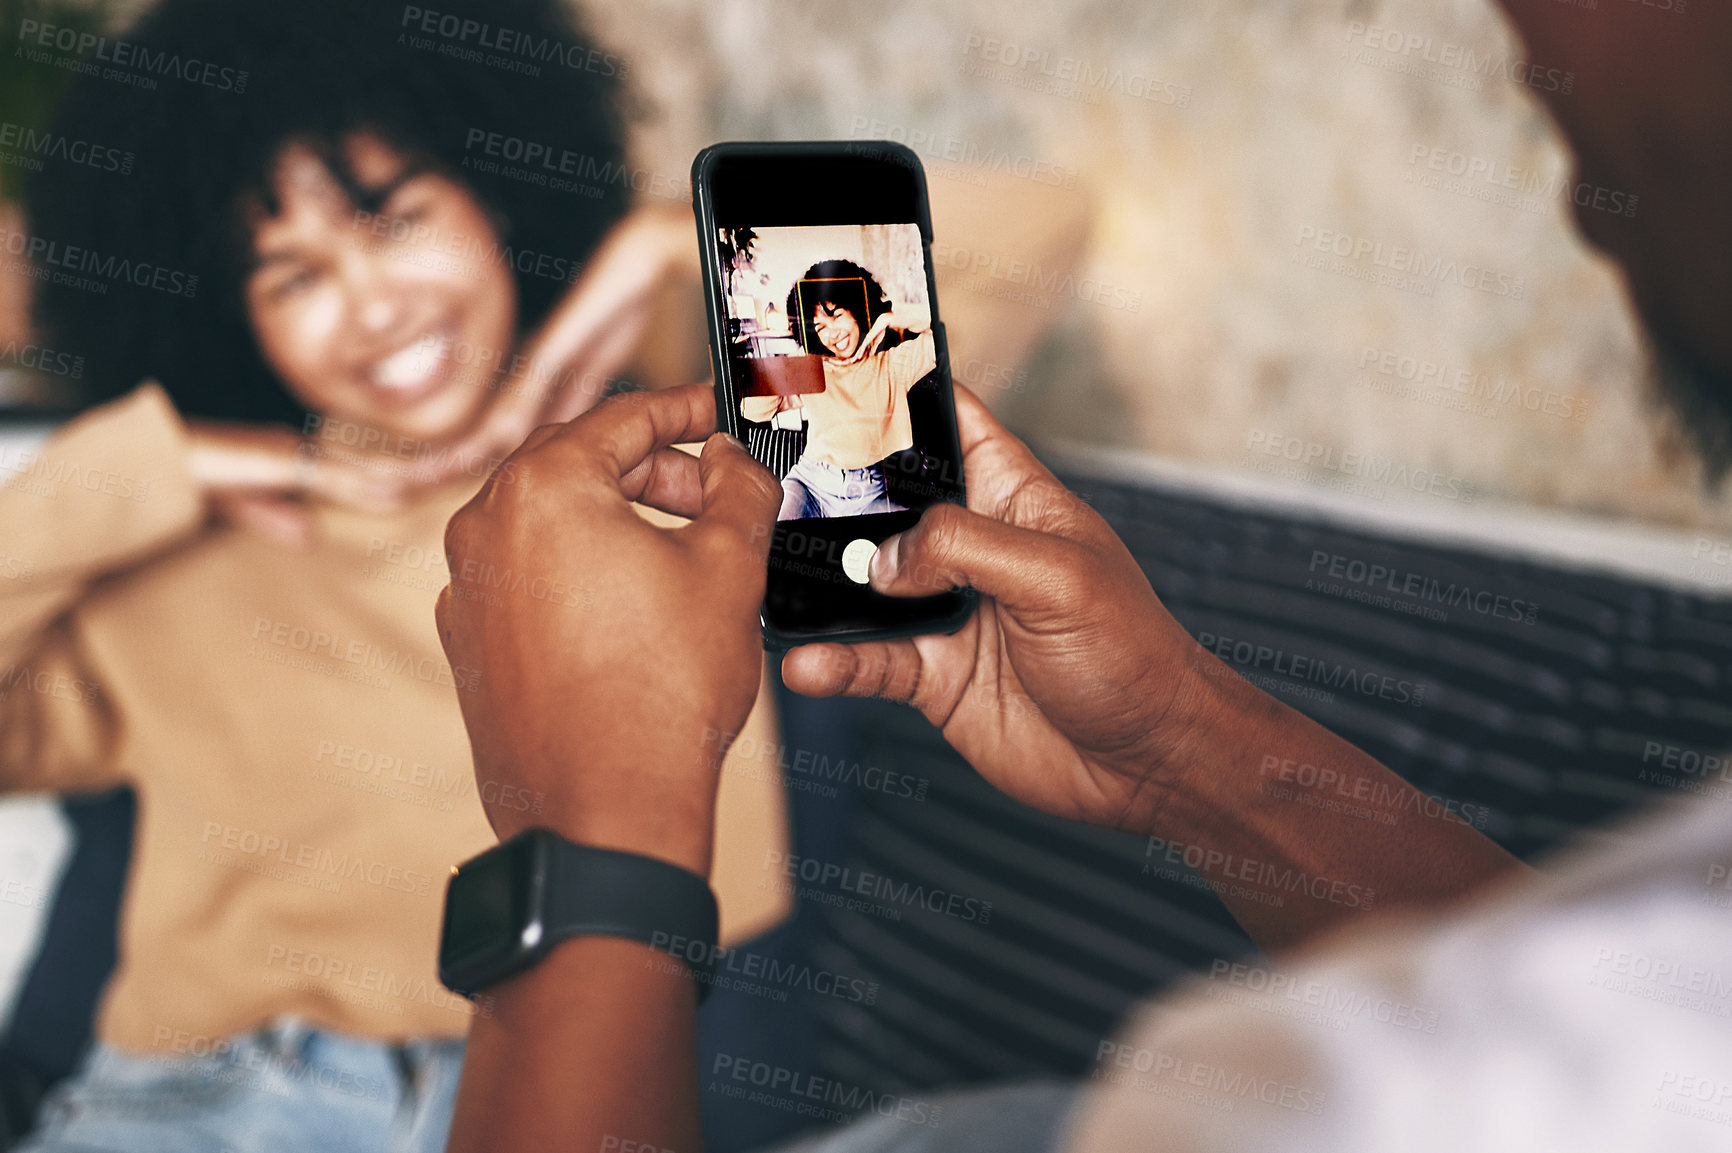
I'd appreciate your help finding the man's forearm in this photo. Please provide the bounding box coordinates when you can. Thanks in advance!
[446,937,703,1153]
[1145,658,1526,954]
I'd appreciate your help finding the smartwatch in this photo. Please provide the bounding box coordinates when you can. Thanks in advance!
[438,829,719,1001]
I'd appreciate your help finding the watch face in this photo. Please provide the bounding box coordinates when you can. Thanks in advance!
[440,833,542,991]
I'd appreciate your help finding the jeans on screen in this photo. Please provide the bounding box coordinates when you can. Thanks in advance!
[779,459,907,521]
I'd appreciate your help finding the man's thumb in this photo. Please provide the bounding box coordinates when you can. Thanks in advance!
[694,432,781,552]
[868,502,1072,611]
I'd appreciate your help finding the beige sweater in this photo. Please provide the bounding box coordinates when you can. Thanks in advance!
[0,384,787,1052]
[740,330,935,469]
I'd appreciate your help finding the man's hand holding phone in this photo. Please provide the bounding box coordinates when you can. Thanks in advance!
[779,384,1218,834]
[781,384,1522,952]
[434,383,780,877]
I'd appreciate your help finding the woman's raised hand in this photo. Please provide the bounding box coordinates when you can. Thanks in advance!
[409,204,699,487]
[837,312,897,365]
[185,420,409,546]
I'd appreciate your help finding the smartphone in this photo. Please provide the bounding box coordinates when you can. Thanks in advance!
[693,141,977,648]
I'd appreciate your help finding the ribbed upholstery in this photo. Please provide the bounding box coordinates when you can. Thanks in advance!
[775,469,1732,1097]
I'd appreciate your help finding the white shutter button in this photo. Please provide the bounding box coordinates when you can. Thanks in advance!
[841,538,878,585]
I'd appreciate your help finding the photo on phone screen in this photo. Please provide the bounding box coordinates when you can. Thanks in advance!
[695,142,975,645]
[719,222,944,522]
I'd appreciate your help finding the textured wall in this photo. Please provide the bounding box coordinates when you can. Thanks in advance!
[591,0,1728,528]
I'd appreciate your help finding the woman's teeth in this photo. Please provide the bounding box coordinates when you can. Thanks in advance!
[372,331,451,392]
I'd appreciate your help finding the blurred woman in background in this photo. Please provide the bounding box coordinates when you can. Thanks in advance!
[1,0,719,1149]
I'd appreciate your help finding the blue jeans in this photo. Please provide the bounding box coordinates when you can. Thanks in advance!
[17,1018,463,1153]
[19,1021,1074,1153]
[779,459,907,521]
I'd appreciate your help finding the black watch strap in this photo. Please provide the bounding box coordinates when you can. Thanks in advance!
[542,838,719,1001]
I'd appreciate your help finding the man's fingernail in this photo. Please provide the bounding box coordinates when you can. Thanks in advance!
[870,534,901,584]
[721,433,749,453]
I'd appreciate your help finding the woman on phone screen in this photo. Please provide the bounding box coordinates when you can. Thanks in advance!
[741,259,935,520]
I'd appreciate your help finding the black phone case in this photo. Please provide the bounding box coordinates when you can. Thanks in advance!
[691,140,977,650]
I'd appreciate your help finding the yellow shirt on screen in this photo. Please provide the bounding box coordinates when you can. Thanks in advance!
[742,329,935,469]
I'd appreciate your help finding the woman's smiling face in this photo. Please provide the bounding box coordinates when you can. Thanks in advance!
[243,133,518,443]
[811,300,861,359]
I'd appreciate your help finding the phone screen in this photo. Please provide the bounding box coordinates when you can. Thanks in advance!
[696,144,974,645]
